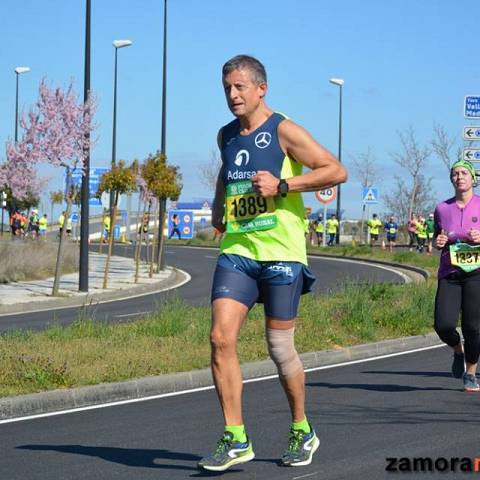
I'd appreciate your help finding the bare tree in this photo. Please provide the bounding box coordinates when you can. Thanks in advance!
[387,126,434,221]
[350,147,377,188]
[431,123,462,172]
[384,174,436,224]
[197,148,221,193]
[349,147,377,241]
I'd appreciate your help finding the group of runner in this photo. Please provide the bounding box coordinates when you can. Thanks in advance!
[195,54,480,473]
[367,213,435,253]
[9,210,48,238]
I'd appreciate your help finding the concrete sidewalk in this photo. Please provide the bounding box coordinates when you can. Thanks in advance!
[0,252,189,315]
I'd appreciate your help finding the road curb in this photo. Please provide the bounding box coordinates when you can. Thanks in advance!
[0,332,443,421]
[0,267,189,317]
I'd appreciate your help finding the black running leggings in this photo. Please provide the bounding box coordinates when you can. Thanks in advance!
[434,270,480,365]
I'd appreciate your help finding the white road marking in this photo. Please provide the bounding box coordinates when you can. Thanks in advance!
[114,311,150,318]
[0,343,445,425]
[293,471,322,480]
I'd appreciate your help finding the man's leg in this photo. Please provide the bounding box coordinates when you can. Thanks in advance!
[266,318,305,421]
[266,317,319,466]
[198,298,254,471]
[210,298,248,425]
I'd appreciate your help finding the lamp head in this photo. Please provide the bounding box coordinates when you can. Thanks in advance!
[113,40,133,49]
[15,67,31,75]
[329,78,344,86]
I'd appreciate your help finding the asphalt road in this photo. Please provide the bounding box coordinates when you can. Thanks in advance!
[0,245,404,332]
[3,345,477,480]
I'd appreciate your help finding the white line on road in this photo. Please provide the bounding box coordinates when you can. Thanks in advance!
[293,471,322,480]
[0,343,445,425]
[114,311,151,318]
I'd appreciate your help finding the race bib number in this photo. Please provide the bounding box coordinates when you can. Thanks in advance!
[449,243,480,273]
[225,181,277,233]
[389,228,396,234]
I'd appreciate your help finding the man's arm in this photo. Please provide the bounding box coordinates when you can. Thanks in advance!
[212,166,226,232]
[251,119,347,197]
[211,128,226,232]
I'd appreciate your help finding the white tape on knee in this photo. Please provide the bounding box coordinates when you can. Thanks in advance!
[266,327,304,378]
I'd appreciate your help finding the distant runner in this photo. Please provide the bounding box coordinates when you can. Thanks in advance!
[433,159,480,392]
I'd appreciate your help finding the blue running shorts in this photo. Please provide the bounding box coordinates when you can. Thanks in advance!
[211,254,316,320]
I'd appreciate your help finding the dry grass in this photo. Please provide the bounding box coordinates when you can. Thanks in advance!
[0,239,79,283]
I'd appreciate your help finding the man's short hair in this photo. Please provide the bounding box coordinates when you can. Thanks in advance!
[222,55,267,86]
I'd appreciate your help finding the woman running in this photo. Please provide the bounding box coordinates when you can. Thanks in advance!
[434,159,480,392]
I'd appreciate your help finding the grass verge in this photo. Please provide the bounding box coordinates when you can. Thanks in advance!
[0,279,436,398]
[0,239,79,283]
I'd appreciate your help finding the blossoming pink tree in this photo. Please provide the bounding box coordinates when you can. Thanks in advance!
[6,79,96,296]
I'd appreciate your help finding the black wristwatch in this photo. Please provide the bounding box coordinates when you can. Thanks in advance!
[277,179,289,197]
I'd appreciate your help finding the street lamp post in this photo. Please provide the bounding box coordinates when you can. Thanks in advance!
[79,0,91,292]
[156,0,168,271]
[329,77,344,244]
[14,67,31,142]
[110,39,132,215]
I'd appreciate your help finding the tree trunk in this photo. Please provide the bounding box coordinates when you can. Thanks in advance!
[103,191,118,289]
[134,199,147,283]
[408,178,418,221]
[99,210,106,254]
[52,175,73,296]
[149,200,159,278]
[157,197,167,272]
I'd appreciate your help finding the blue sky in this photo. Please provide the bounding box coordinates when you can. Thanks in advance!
[1,0,478,219]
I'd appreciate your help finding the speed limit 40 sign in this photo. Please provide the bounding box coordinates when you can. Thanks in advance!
[315,187,337,204]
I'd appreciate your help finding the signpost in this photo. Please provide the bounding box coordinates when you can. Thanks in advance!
[362,187,380,244]
[463,97,480,182]
[71,211,79,241]
[465,96,480,119]
[463,148,480,162]
[463,126,480,141]
[70,167,109,206]
[362,187,379,204]
[167,210,194,240]
[315,187,336,246]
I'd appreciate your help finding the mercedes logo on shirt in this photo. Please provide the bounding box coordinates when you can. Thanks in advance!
[255,132,271,149]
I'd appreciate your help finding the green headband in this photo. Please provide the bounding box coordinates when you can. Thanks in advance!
[451,160,477,180]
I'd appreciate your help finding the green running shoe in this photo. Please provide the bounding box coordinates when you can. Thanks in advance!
[281,426,320,467]
[198,431,255,471]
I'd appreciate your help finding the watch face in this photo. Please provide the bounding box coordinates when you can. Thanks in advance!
[279,180,288,194]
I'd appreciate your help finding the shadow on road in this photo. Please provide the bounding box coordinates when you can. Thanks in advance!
[361,370,452,378]
[16,444,201,472]
[306,381,458,392]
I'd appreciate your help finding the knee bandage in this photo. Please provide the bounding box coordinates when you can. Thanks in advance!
[266,327,304,378]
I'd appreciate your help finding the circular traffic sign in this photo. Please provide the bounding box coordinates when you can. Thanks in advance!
[315,187,337,204]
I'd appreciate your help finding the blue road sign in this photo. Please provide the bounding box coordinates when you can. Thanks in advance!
[363,187,379,204]
[465,96,480,119]
[71,212,79,223]
[113,224,121,240]
[67,167,109,206]
[167,210,194,240]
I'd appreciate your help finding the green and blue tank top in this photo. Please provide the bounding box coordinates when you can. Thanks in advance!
[219,112,307,265]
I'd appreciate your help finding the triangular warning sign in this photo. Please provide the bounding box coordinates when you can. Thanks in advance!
[364,188,376,202]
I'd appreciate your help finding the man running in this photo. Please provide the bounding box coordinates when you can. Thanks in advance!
[326,214,339,246]
[367,213,382,247]
[383,215,398,253]
[198,55,347,472]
